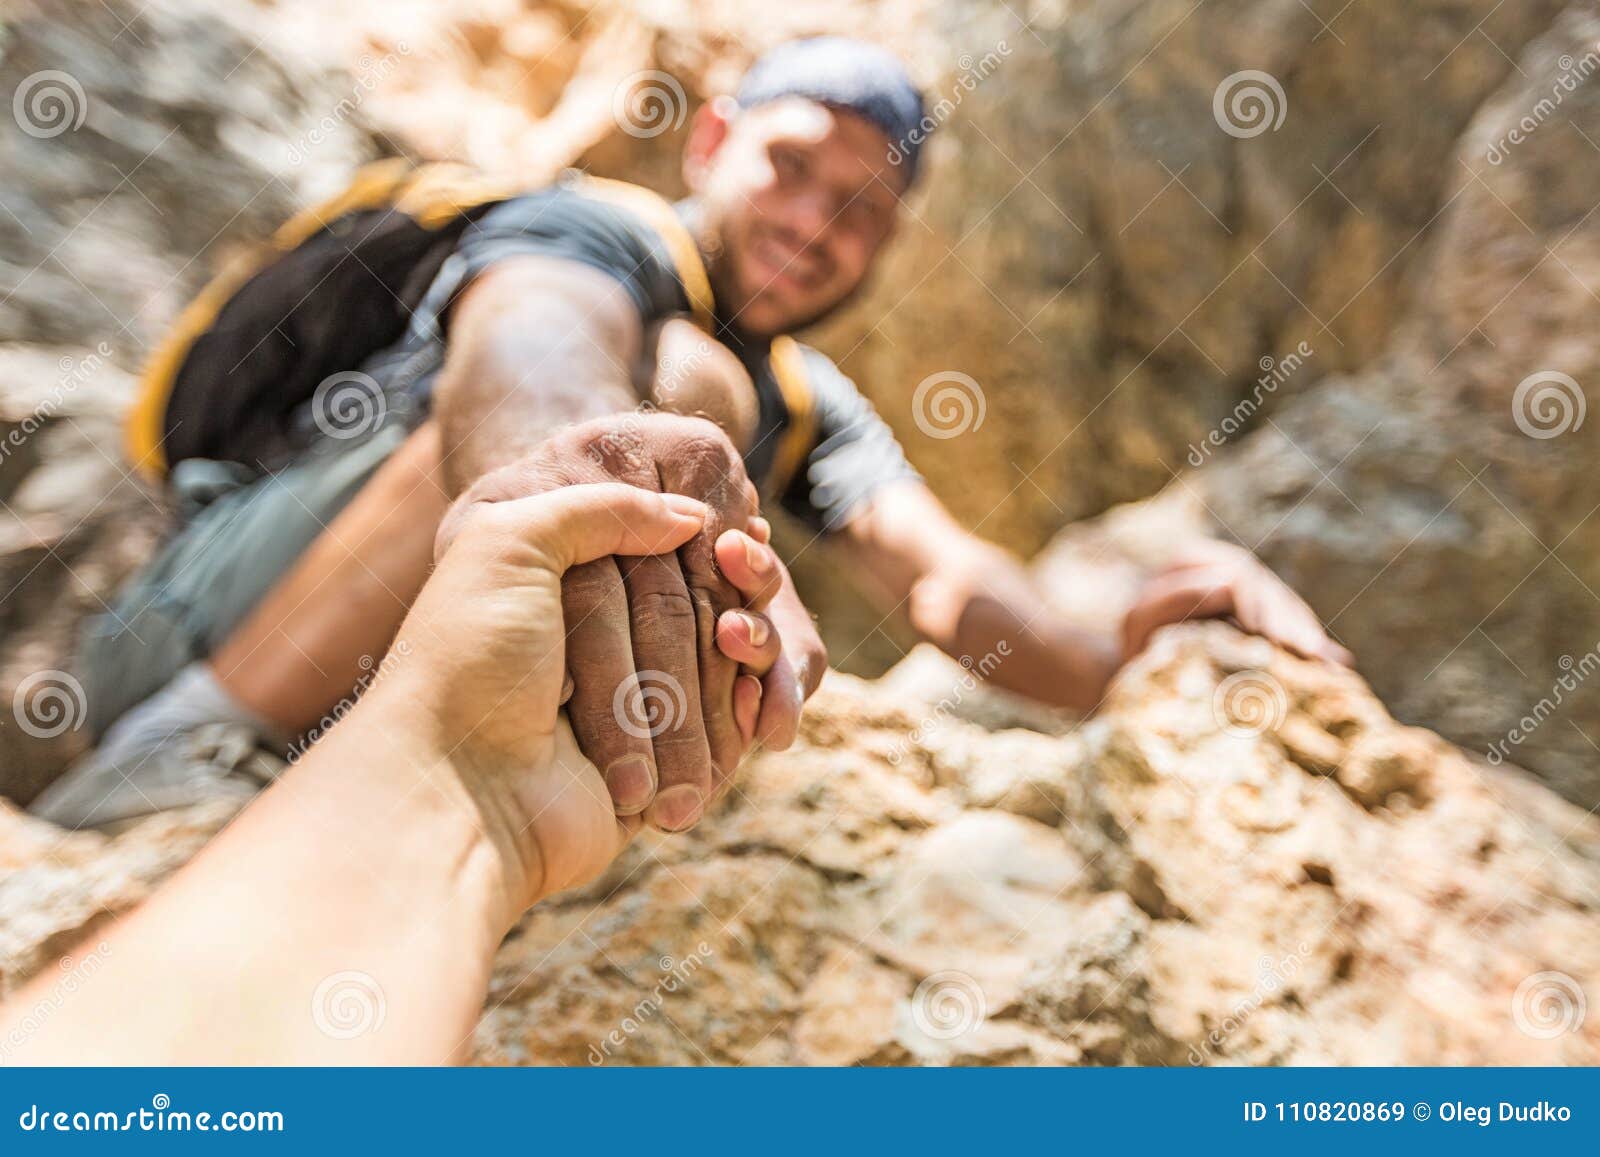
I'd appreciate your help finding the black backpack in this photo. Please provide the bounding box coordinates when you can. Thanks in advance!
[126,159,820,495]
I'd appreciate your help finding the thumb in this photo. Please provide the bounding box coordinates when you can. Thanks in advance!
[504,483,707,572]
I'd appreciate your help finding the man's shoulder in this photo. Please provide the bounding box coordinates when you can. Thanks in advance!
[476,177,682,249]
[454,176,699,323]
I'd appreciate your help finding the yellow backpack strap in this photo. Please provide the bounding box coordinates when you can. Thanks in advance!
[392,162,523,228]
[126,245,265,478]
[766,336,816,499]
[570,175,716,332]
[127,160,520,479]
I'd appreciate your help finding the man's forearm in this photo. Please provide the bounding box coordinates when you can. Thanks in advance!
[433,260,644,493]
[846,482,1121,714]
[0,691,512,1064]
[908,556,1121,713]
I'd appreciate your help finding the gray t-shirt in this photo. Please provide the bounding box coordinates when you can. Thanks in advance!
[360,176,918,533]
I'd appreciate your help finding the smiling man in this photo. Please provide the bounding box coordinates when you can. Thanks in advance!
[34,37,1351,833]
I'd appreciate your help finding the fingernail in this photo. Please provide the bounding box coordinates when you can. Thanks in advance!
[744,536,772,575]
[662,494,707,519]
[739,673,764,703]
[651,784,704,832]
[741,611,770,647]
[605,755,656,813]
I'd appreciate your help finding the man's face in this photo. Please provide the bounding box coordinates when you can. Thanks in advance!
[684,97,907,338]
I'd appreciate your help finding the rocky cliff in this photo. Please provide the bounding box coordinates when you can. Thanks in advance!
[3,626,1596,1064]
[0,0,1597,1064]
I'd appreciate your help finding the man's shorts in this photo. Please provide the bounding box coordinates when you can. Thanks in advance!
[77,424,409,738]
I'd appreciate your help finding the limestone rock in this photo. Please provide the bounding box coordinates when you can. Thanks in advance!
[3,625,1594,1066]
[1198,7,1600,807]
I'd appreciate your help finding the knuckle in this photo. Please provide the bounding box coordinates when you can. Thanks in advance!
[650,730,712,774]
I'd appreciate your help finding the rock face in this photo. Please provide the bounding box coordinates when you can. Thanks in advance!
[0,0,396,801]
[3,625,1596,1065]
[3,0,1599,1067]
[1198,7,1600,809]
[0,0,383,351]
[1029,5,1600,808]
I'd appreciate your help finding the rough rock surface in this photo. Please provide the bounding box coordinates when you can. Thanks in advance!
[3,0,1599,1067]
[1197,7,1600,808]
[1029,6,1600,808]
[3,625,1596,1065]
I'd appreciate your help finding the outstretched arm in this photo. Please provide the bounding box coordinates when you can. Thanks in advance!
[840,482,1119,712]
[0,485,707,1064]
[433,256,643,489]
[434,262,819,828]
[841,481,1350,713]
